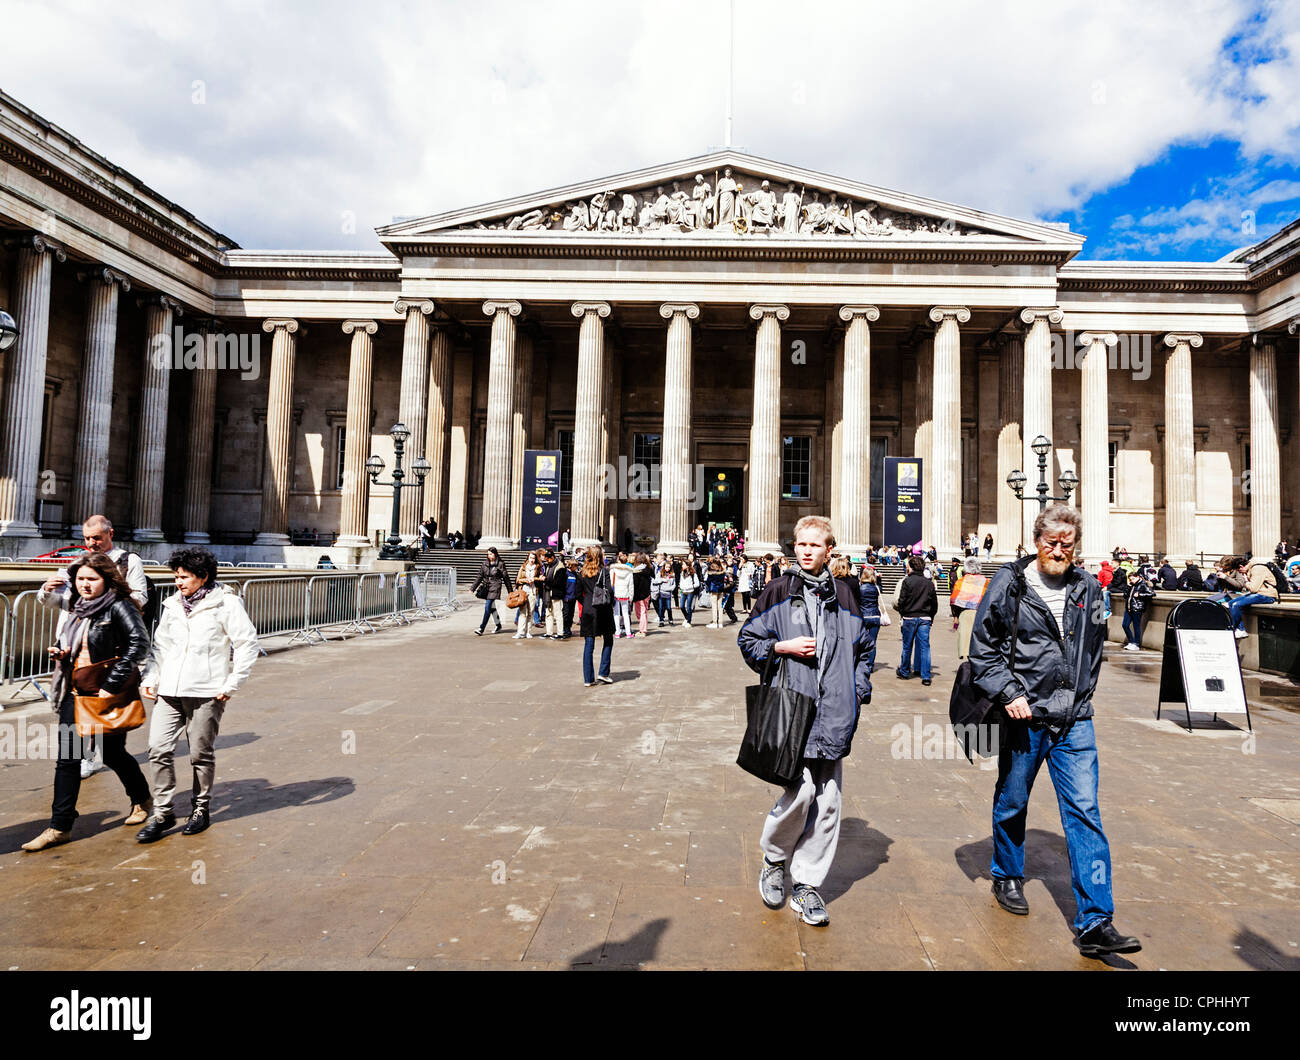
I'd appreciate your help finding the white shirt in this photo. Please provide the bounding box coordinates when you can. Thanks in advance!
[1024,562,1069,637]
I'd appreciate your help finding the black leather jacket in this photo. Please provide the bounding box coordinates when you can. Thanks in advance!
[76,597,150,693]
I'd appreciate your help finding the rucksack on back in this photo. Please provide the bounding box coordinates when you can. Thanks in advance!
[115,552,163,627]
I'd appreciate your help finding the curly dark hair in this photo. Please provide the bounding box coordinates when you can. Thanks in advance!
[167,546,218,586]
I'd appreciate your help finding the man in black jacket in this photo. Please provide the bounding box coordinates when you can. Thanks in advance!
[895,555,938,685]
[1158,558,1178,590]
[1176,560,1205,591]
[968,504,1141,958]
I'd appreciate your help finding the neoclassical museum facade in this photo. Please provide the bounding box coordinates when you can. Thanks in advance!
[1,88,1297,564]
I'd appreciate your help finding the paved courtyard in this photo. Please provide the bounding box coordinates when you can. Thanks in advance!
[1,597,1297,971]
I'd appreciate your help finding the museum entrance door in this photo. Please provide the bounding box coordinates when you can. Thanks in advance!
[702,467,744,531]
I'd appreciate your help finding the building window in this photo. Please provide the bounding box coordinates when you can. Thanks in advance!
[632,432,661,498]
[870,437,887,503]
[782,435,811,499]
[335,426,347,490]
[1108,441,1118,505]
[558,429,574,495]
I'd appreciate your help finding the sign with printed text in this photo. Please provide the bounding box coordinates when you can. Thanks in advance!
[883,456,923,547]
[1175,629,1248,714]
[521,449,562,548]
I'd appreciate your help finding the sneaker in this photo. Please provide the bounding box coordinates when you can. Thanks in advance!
[584,681,595,687]
[474,628,484,636]
[759,857,786,909]
[682,622,692,629]
[124,800,153,826]
[1123,643,1140,652]
[595,675,613,684]
[789,883,830,926]
[79,757,95,780]
[1074,919,1142,956]
[512,632,525,639]
[182,808,210,836]
[21,827,70,852]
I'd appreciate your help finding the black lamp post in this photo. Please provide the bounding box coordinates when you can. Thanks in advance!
[367,422,431,561]
[0,309,18,351]
[1007,434,1078,513]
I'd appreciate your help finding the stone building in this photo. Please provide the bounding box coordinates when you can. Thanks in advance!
[1,88,1296,564]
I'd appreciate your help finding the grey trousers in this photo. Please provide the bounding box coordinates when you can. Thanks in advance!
[148,695,225,815]
[758,758,843,889]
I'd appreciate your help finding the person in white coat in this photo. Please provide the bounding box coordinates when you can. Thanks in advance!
[136,547,258,842]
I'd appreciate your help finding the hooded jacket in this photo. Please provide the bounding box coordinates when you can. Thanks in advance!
[142,585,259,699]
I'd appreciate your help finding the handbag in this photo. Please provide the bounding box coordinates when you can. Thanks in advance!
[589,568,611,607]
[71,656,146,737]
[948,585,1021,762]
[737,652,818,787]
[506,588,527,609]
[877,598,892,627]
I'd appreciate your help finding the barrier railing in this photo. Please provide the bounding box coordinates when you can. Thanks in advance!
[241,577,315,650]
[305,575,362,640]
[3,589,62,701]
[0,594,9,711]
[236,561,287,569]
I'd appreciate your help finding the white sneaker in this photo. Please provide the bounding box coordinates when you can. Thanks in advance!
[80,757,95,779]
[512,632,525,639]
[1123,643,1140,652]
[683,622,692,628]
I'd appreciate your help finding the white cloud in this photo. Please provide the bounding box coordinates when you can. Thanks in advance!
[1,0,1295,254]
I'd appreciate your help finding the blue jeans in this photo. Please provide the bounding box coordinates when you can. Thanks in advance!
[898,617,931,679]
[1121,609,1143,646]
[655,596,672,623]
[991,719,1113,934]
[1227,592,1272,632]
[583,633,612,684]
[478,598,500,632]
[680,592,696,623]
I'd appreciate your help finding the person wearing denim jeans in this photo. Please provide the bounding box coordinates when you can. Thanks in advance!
[898,616,932,680]
[577,547,615,685]
[895,555,937,683]
[1227,558,1279,638]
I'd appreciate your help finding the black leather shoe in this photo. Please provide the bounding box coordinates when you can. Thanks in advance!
[136,815,175,843]
[992,877,1029,915]
[182,809,210,836]
[921,678,932,686]
[1074,919,1142,956]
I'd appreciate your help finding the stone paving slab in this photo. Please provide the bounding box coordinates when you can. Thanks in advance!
[1,596,1298,970]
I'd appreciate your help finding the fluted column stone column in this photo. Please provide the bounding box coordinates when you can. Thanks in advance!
[657,302,699,555]
[746,304,788,556]
[132,295,182,542]
[70,267,130,521]
[1249,335,1281,560]
[181,320,219,544]
[838,306,880,554]
[1021,307,1063,547]
[911,338,934,549]
[1078,332,1116,564]
[995,334,1024,557]
[336,319,377,548]
[254,318,299,546]
[0,235,65,537]
[829,334,844,535]
[395,298,433,542]
[479,300,521,551]
[423,326,453,544]
[1162,332,1202,559]
[509,329,535,543]
[929,306,970,556]
[571,302,610,550]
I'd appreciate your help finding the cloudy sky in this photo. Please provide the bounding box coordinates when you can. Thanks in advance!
[4,0,1298,259]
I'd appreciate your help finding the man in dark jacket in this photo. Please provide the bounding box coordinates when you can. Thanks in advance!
[1158,558,1178,590]
[968,504,1140,958]
[896,555,938,684]
[737,515,874,928]
[1176,560,1205,591]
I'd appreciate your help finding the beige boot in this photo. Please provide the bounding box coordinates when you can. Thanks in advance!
[21,827,71,852]
[124,800,153,826]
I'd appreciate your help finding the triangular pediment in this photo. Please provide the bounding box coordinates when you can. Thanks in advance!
[378,151,1082,251]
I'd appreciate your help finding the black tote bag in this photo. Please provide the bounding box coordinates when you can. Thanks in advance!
[949,585,1022,762]
[738,652,818,787]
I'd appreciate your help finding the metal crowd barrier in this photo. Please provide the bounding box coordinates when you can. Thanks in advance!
[236,561,287,569]
[240,577,315,651]
[3,589,62,701]
[0,594,9,710]
[305,574,362,640]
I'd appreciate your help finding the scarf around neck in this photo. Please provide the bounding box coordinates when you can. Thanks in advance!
[791,565,836,603]
[181,584,215,615]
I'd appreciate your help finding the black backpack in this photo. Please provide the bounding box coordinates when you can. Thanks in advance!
[1265,561,1292,595]
[115,552,163,627]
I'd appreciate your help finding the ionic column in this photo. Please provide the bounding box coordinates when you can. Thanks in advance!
[913,337,933,548]
[1021,307,1063,547]
[70,267,130,521]
[1249,334,1281,559]
[1078,332,1116,565]
[132,294,183,541]
[746,304,789,556]
[254,318,299,545]
[509,329,535,543]
[658,303,699,554]
[1162,332,1202,558]
[571,302,610,549]
[395,298,433,541]
[335,319,377,548]
[181,320,219,544]
[828,334,844,535]
[995,333,1023,557]
[423,325,453,544]
[478,300,521,551]
[839,306,880,554]
[930,306,970,556]
[0,235,65,537]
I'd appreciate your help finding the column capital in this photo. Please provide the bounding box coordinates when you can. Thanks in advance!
[342,319,378,336]
[1247,331,1279,348]
[77,267,131,292]
[394,297,435,318]
[1162,332,1203,349]
[1078,331,1118,346]
[5,232,66,261]
[1287,317,1300,335]
[930,305,972,325]
[262,317,299,334]
[571,301,611,319]
[140,293,184,316]
[748,303,789,322]
[482,299,522,318]
[1017,306,1061,327]
[838,304,880,323]
[659,302,699,320]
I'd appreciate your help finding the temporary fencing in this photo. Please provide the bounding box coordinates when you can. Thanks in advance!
[0,567,461,700]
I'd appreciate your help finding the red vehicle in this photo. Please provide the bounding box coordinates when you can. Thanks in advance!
[29,545,89,565]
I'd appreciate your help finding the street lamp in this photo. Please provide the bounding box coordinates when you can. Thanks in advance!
[0,309,18,351]
[1006,435,1078,513]
[367,422,430,561]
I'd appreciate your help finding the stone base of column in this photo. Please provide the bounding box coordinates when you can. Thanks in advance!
[746,540,783,558]
[0,520,41,539]
[253,532,291,546]
[133,527,165,542]
[182,531,212,545]
[657,539,690,556]
[479,535,516,552]
[572,536,600,551]
[334,534,372,549]
[839,542,871,559]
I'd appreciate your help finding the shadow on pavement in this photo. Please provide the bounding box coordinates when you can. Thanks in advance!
[570,918,669,969]
[955,828,1079,929]
[823,818,892,903]
[0,810,118,854]
[1233,926,1300,970]
[203,776,356,822]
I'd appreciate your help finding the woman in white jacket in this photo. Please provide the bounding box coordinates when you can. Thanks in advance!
[136,547,259,843]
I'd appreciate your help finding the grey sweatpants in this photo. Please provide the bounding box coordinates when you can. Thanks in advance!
[759,758,843,888]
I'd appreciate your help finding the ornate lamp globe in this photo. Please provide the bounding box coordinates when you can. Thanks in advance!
[412,457,431,481]
[365,455,384,480]
[389,422,410,445]
[0,309,17,351]
[1031,434,1052,458]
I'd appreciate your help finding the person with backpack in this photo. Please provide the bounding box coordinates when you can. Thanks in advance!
[577,546,616,685]
[1176,559,1205,591]
[1228,557,1279,639]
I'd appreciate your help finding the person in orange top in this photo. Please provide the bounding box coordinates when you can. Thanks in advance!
[950,556,990,660]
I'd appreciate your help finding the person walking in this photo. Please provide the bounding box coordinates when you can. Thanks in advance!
[983,532,994,562]
[678,560,700,628]
[631,553,653,637]
[470,547,506,635]
[512,551,541,639]
[21,552,153,851]
[654,559,676,626]
[577,546,615,685]
[857,565,882,683]
[561,558,580,638]
[543,549,567,639]
[896,555,938,685]
[136,547,259,842]
[950,556,989,661]
[704,558,727,627]
[738,515,875,927]
[611,556,634,638]
[738,556,755,611]
[968,504,1141,957]
[1121,569,1155,650]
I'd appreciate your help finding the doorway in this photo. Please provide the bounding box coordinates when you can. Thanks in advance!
[702,466,744,531]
